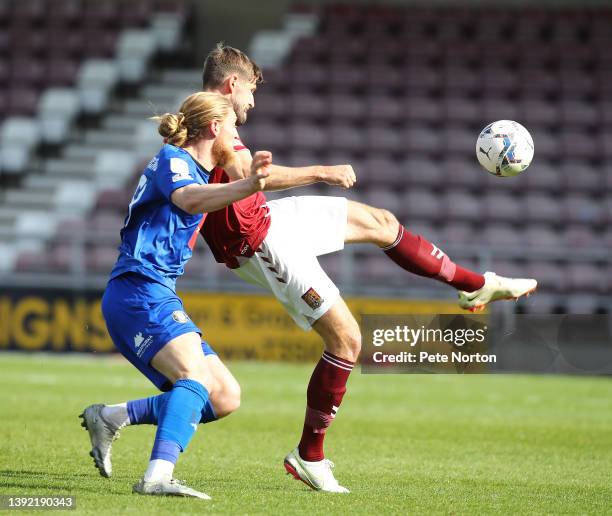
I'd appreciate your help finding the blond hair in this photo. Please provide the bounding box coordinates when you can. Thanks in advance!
[154,92,233,147]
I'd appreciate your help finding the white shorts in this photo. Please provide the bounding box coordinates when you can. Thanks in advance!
[233,196,347,330]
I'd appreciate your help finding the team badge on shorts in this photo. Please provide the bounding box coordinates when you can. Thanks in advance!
[301,287,324,310]
[172,310,190,323]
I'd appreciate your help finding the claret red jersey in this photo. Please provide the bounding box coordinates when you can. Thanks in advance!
[199,132,270,268]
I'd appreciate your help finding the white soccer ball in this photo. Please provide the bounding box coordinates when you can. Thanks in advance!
[476,120,534,177]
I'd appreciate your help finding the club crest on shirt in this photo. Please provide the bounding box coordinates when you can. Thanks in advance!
[172,310,190,323]
[301,287,324,310]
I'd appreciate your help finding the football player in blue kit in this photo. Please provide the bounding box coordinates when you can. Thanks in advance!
[80,91,271,499]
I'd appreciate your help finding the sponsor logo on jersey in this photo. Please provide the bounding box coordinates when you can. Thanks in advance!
[172,310,190,323]
[134,332,144,348]
[134,332,154,357]
[301,287,324,310]
[147,156,159,171]
[170,157,192,182]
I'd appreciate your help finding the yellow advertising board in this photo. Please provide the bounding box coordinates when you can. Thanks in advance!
[0,288,463,361]
[181,291,464,361]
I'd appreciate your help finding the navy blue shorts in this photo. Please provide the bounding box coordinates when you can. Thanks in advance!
[101,272,216,391]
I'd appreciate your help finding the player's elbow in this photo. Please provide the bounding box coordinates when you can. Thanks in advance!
[183,200,202,215]
[173,192,201,215]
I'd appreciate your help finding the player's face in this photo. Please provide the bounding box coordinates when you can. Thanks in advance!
[231,79,256,126]
[211,112,237,168]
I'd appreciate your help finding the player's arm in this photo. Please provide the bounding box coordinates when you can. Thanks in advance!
[231,148,356,191]
[172,151,271,214]
[230,130,356,190]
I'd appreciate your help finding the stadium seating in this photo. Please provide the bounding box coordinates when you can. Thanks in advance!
[2,2,611,312]
[0,0,186,272]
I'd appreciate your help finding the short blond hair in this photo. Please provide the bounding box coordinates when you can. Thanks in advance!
[154,92,233,147]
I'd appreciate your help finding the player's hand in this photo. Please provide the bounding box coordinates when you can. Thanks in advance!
[322,164,356,189]
[249,151,272,191]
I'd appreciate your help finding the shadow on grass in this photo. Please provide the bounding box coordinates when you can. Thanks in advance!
[0,469,128,495]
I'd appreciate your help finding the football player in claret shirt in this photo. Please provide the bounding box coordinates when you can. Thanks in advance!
[83,46,537,495]
[198,44,537,493]
[79,92,272,499]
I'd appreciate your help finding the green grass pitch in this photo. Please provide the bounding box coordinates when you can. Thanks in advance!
[1,353,611,514]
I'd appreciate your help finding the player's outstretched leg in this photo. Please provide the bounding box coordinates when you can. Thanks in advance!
[80,355,239,479]
[131,332,215,500]
[284,298,357,494]
[345,201,537,308]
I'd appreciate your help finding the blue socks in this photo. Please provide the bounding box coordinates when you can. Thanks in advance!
[150,379,209,462]
[127,391,217,426]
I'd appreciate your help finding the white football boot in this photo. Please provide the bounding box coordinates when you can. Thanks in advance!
[458,271,537,312]
[133,478,211,499]
[79,404,120,478]
[284,448,349,493]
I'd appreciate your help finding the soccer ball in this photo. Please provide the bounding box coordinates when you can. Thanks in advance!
[476,120,534,177]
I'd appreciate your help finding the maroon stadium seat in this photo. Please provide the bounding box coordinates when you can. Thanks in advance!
[481,223,523,247]
[566,263,605,292]
[521,99,559,126]
[402,158,443,188]
[404,95,442,123]
[399,188,440,221]
[445,97,480,123]
[524,224,563,248]
[443,157,479,190]
[86,245,119,273]
[524,161,562,194]
[560,161,601,194]
[289,92,327,120]
[249,121,289,150]
[562,225,600,248]
[523,193,564,223]
[526,261,567,292]
[563,195,603,225]
[329,94,366,121]
[328,123,365,153]
[439,221,475,246]
[366,95,402,124]
[442,190,483,222]
[483,193,522,223]
[251,92,287,118]
[401,125,440,155]
[362,155,403,186]
[289,122,328,151]
[366,125,401,154]
[7,87,39,116]
[363,187,402,215]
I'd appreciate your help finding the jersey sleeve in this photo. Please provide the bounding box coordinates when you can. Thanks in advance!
[154,155,201,201]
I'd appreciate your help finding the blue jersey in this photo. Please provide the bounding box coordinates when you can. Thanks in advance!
[109,144,210,291]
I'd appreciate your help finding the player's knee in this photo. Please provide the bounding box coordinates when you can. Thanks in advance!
[371,208,399,245]
[378,209,399,240]
[223,382,242,416]
[172,362,217,393]
[338,327,362,362]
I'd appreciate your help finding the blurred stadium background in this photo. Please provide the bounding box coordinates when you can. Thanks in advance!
[0,0,611,359]
[1,2,611,513]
